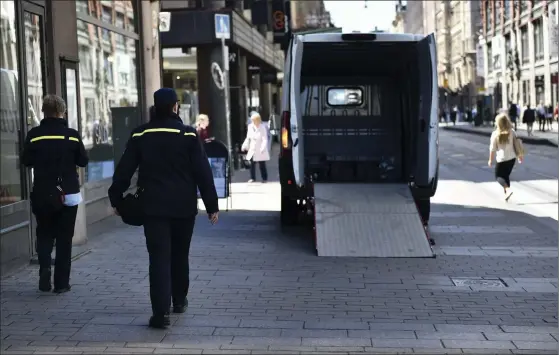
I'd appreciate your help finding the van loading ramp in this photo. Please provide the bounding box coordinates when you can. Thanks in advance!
[314,183,434,258]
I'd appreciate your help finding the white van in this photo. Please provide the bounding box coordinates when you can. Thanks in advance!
[278,31,439,258]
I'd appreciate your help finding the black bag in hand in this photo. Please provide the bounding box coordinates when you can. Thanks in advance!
[30,181,65,217]
[118,187,144,226]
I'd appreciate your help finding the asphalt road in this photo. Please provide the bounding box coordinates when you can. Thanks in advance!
[1,131,557,355]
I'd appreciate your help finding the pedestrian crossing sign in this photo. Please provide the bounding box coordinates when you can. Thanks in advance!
[215,14,231,40]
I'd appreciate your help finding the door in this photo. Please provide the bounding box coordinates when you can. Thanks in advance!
[289,35,305,186]
[22,1,48,256]
[415,34,438,188]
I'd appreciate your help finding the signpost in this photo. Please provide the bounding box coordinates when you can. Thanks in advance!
[214,13,233,170]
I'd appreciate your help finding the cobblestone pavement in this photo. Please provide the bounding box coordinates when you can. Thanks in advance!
[1,132,557,354]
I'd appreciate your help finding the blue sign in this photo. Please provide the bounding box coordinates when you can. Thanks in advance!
[214,13,230,39]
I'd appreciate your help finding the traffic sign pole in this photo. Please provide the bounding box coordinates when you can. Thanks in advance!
[221,36,232,172]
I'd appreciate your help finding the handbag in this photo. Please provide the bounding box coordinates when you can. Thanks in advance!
[30,156,65,217]
[512,131,525,158]
[117,187,145,226]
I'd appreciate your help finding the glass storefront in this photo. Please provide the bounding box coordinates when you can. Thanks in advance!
[0,0,22,206]
[76,1,139,183]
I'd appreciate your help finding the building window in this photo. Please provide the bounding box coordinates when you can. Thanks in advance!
[495,1,501,27]
[520,0,528,14]
[76,0,136,32]
[520,26,529,63]
[505,34,511,55]
[485,1,491,32]
[522,80,529,105]
[533,18,544,61]
[0,0,24,206]
[504,0,511,21]
[77,19,139,183]
[487,43,493,72]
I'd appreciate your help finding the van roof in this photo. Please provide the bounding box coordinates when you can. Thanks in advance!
[299,32,426,43]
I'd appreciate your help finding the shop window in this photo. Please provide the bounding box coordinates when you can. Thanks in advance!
[533,18,544,61]
[77,19,139,183]
[520,26,529,63]
[0,0,24,206]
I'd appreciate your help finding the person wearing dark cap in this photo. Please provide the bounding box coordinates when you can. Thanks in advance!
[108,88,219,329]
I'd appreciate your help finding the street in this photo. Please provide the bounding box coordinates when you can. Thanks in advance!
[1,130,557,354]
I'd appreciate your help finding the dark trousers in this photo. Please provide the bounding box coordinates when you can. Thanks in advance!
[36,205,78,289]
[250,160,268,181]
[143,216,196,316]
[495,158,516,188]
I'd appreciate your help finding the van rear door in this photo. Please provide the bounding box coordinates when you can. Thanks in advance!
[415,34,438,187]
[289,35,305,186]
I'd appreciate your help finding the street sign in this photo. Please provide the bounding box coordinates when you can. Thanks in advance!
[214,13,231,40]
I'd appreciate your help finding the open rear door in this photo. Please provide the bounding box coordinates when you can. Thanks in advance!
[415,34,438,187]
[289,35,305,186]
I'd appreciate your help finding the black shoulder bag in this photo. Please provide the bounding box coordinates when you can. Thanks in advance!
[30,155,66,217]
[119,186,145,227]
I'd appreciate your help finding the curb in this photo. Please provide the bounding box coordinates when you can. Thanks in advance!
[442,126,558,147]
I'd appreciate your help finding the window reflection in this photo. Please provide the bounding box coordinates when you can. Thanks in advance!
[76,0,136,32]
[24,12,43,129]
[0,0,23,206]
[77,19,138,182]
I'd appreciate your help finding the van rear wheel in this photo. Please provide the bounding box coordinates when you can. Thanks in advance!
[281,194,298,226]
[416,198,431,226]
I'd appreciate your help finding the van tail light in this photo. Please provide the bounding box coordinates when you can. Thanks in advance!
[280,111,291,156]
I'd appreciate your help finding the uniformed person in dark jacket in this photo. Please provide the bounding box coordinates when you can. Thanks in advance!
[108,88,219,329]
[21,94,89,293]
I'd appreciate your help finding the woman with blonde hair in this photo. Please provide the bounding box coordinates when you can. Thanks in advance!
[488,113,524,201]
[241,112,270,182]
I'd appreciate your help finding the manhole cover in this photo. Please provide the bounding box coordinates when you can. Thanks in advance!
[451,277,508,287]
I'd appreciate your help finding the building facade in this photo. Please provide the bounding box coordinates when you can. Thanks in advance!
[159,0,285,155]
[436,0,482,110]
[480,0,558,110]
[391,1,406,34]
[0,0,161,274]
[403,0,424,34]
[290,0,331,32]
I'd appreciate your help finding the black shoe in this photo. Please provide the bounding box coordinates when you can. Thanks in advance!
[173,304,187,314]
[148,315,169,329]
[39,269,52,292]
[172,299,188,313]
[53,285,71,294]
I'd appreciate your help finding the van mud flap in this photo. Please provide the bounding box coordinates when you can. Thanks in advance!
[314,183,434,257]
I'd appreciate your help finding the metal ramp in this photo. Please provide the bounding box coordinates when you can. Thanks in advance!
[314,183,434,257]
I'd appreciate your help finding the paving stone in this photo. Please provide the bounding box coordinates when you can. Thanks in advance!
[415,331,485,340]
[484,332,557,342]
[371,339,443,348]
[442,339,515,349]
[302,337,371,347]
[512,341,559,350]
[501,326,559,334]
[304,321,369,330]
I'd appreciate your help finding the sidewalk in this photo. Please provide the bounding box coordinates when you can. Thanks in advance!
[442,122,559,147]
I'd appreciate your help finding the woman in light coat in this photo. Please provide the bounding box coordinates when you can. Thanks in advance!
[242,112,270,182]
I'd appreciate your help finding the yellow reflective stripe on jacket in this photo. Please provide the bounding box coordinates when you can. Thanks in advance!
[132,128,182,137]
[131,128,197,138]
[30,135,80,143]
[30,135,65,142]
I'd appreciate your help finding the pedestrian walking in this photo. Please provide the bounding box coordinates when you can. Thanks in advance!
[241,112,270,183]
[521,104,536,136]
[508,102,518,130]
[109,88,219,329]
[545,104,554,131]
[488,113,524,202]
[195,113,212,143]
[21,94,89,293]
[536,102,547,131]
